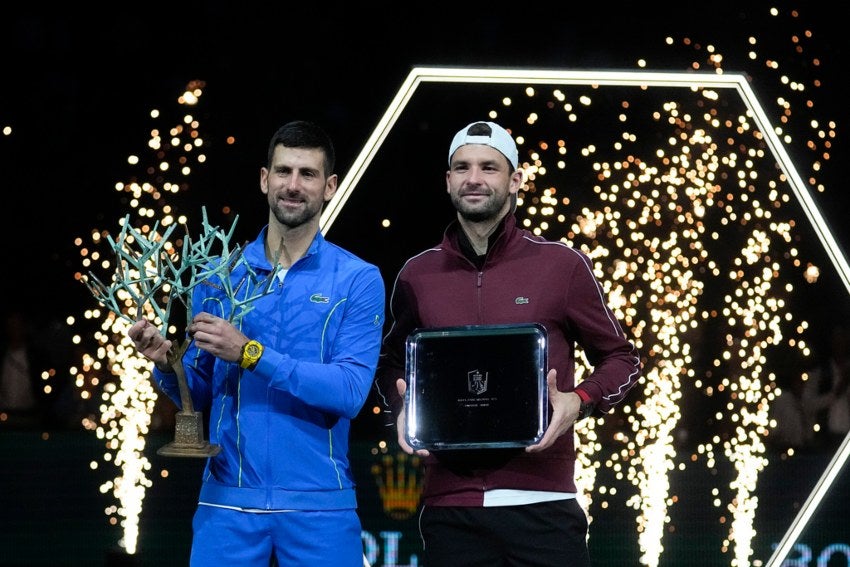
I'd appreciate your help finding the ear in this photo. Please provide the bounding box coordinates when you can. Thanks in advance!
[324,173,339,202]
[509,168,523,194]
[260,167,270,195]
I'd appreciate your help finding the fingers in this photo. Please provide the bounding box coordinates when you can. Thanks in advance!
[527,369,568,453]
[526,436,549,453]
[395,379,408,445]
[131,321,159,349]
[188,313,238,341]
[396,425,430,457]
[142,333,168,356]
[128,319,150,341]
[526,420,559,452]
[187,315,246,363]
[192,311,216,323]
[127,320,172,367]
[394,380,429,455]
[190,311,226,328]
[397,431,416,455]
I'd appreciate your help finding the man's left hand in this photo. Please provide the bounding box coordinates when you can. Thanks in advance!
[526,369,581,452]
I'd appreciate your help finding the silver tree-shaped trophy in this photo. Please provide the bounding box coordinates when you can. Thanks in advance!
[84,208,278,457]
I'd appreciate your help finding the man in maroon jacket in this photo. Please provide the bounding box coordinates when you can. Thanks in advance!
[375,120,642,566]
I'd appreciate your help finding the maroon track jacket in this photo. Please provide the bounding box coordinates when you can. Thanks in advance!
[375,213,642,505]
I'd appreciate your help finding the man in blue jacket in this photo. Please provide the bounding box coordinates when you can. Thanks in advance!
[129,120,385,566]
[376,120,641,566]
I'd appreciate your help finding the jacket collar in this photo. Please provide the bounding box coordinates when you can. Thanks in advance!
[445,212,518,266]
[244,225,324,271]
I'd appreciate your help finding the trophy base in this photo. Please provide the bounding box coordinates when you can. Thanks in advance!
[157,410,222,458]
[157,441,222,458]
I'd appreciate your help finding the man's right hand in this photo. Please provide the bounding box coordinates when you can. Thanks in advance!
[395,378,430,457]
[128,319,173,371]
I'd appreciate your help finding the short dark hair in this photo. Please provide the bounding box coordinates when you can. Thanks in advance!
[466,122,493,137]
[267,120,336,176]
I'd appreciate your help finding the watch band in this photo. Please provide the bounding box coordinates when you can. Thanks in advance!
[239,339,264,371]
[575,388,595,420]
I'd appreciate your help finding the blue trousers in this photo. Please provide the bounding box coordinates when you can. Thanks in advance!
[190,505,364,566]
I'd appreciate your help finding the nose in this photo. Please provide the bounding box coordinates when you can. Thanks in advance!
[466,166,486,184]
[285,171,305,191]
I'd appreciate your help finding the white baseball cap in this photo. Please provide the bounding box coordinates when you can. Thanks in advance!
[448,121,518,169]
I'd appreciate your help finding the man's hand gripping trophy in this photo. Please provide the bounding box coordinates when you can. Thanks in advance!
[83,208,278,457]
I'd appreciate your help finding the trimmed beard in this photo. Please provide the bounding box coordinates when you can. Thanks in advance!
[269,195,323,229]
[452,191,510,223]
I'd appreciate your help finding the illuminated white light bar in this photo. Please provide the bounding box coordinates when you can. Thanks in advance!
[321,67,850,566]
[765,432,850,566]
[322,66,849,299]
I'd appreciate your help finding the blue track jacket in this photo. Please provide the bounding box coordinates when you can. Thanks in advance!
[153,226,385,511]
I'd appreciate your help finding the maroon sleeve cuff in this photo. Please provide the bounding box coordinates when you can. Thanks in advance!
[574,388,592,403]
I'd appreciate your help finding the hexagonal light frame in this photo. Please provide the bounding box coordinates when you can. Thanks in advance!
[320,67,850,566]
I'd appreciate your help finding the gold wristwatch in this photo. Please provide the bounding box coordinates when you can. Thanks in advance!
[239,340,264,371]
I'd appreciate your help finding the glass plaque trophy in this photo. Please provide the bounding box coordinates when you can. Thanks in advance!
[404,323,548,450]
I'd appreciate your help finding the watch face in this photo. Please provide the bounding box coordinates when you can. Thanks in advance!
[246,343,261,357]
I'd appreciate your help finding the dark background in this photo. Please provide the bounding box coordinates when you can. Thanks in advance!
[2,1,848,322]
[2,2,850,566]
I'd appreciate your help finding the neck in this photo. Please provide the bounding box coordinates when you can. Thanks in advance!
[265,221,318,268]
[458,213,506,256]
